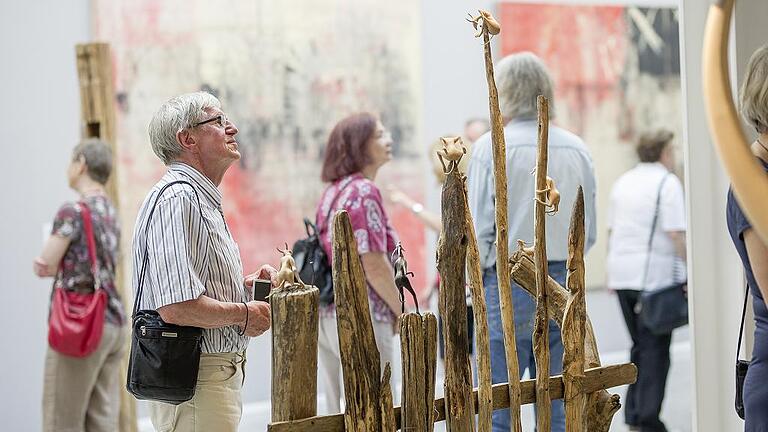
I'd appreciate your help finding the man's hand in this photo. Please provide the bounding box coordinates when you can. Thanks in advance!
[244,264,279,295]
[240,301,271,337]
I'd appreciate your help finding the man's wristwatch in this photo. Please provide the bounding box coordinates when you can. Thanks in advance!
[411,203,424,215]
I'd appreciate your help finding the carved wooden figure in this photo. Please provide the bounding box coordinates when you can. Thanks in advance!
[437,136,467,175]
[467,9,501,38]
[276,243,306,290]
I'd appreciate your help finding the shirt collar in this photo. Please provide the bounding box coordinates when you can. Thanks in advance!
[167,162,223,208]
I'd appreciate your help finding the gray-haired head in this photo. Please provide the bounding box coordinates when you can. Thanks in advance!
[495,52,556,121]
[148,92,222,164]
[72,138,112,185]
[740,45,768,135]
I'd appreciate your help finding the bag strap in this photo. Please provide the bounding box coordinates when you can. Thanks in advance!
[133,180,204,317]
[77,201,101,290]
[641,173,671,290]
[319,178,355,231]
[737,283,750,362]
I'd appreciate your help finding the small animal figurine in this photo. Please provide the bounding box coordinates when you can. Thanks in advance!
[516,239,535,259]
[467,9,501,38]
[530,168,561,215]
[391,242,420,315]
[437,136,467,175]
[276,243,305,290]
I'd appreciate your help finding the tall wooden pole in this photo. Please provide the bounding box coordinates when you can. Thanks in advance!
[270,285,319,422]
[533,96,552,431]
[399,313,438,432]
[562,188,587,431]
[474,12,522,431]
[464,194,493,431]
[75,42,136,432]
[437,169,475,432]
[332,211,385,432]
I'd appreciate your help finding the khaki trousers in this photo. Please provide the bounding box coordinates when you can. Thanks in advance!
[149,352,246,432]
[43,322,126,432]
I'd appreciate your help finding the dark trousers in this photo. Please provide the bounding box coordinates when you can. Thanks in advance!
[616,289,671,432]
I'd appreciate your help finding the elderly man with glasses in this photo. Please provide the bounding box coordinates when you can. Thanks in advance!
[132,91,275,432]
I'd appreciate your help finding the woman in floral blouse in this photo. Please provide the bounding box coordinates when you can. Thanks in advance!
[33,139,124,432]
[315,112,402,414]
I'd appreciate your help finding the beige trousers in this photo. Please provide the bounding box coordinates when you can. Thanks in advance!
[317,315,395,414]
[149,352,246,432]
[43,322,126,432]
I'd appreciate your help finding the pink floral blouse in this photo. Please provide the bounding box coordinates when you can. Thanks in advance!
[316,173,399,322]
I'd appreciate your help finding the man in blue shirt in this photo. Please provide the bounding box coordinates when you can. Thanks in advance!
[466,52,597,432]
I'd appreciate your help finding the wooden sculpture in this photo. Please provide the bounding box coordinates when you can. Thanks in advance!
[437,136,467,175]
[276,243,306,290]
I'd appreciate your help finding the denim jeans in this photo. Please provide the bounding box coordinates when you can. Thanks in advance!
[483,261,566,432]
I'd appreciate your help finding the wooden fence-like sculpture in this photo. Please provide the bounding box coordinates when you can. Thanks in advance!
[268,10,636,432]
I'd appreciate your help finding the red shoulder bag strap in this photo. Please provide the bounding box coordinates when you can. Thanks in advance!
[77,202,101,290]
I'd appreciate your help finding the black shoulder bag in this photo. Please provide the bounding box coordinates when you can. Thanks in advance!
[292,181,352,305]
[736,283,750,419]
[126,180,204,405]
[638,173,689,335]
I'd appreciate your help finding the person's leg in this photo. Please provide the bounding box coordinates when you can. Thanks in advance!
[42,323,119,432]
[317,314,343,414]
[616,289,642,428]
[372,318,398,404]
[634,318,671,432]
[85,324,125,432]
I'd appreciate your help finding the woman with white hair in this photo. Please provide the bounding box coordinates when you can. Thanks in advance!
[33,138,125,432]
[727,44,768,432]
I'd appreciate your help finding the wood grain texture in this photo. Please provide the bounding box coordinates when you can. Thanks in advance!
[270,284,319,422]
[437,170,475,432]
[480,25,523,432]
[399,313,438,432]
[533,95,551,432]
[464,191,493,432]
[332,211,383,432]
[381,363,396,432]
[562,188,587,432]
[267,363,637,432]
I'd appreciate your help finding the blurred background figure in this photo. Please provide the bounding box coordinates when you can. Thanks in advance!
[607,130,686,432]
[727,44,768,432]
[314,112,402,414]
[466,52,597,432]
[33,139,125,432]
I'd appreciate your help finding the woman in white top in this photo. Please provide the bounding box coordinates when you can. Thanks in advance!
[606,130,687,432]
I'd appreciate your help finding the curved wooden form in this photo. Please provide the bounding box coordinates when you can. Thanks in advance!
[703,0,768,244]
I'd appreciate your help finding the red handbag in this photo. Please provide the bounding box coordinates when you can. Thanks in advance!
[48,202,107,357]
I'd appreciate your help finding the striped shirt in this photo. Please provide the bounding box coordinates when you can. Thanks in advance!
[131,163,248,353]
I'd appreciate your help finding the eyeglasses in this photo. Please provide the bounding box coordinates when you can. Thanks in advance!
[193,114,229,128]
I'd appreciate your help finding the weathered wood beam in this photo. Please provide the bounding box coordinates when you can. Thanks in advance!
[562,188,587,431]
[399,312,438,432]
[332,211,383,432]
[464,188,493,432]
[437,170,475,431]
[509,253,623,431]
[533,95,552,431]
[267,363,637,432]
[477,12,523,432]
[380,364,396,432]
[270,284,319,422]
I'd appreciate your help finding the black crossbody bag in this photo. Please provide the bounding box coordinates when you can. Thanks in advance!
[638,173,689,335]
[126,180,204,404]
[736,283,750,419]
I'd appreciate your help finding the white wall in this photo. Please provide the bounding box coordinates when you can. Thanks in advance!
[0,0,91,430]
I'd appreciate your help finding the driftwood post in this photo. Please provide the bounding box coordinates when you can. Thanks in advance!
[270,284,319,422]
[464,192,493,431]
[470,10,523,431]
[437,169,475,431]
[562,188,587,431]
[509,254,623,431]
[75,42,136,432]
[332,210,384,432]
[400,313,438,432]
[381,364,396,432]
[532,95,552,431]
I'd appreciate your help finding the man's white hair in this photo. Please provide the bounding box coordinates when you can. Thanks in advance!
[148,92,222,165]
[495,52,556,121]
